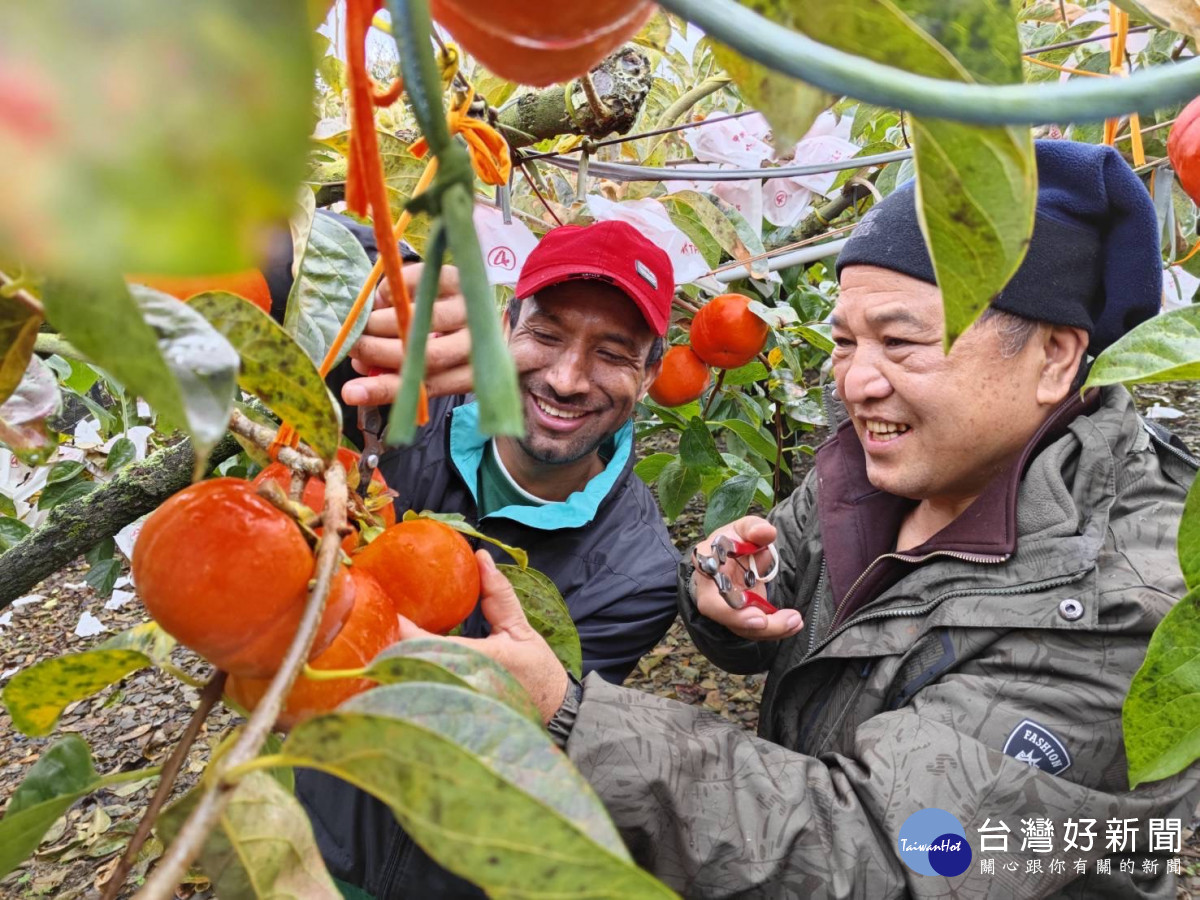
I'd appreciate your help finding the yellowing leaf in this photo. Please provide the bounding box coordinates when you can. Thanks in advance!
[190,291,342,464]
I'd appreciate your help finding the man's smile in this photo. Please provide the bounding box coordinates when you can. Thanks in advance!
[527,391,596,433]
[861,418,911,445]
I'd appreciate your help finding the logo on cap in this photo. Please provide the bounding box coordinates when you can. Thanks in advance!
[635,260,658,289]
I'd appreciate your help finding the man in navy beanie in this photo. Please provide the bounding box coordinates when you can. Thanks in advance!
[406,141,1200,898]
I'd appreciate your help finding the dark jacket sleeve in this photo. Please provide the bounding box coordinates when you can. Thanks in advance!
[578,569,680,685]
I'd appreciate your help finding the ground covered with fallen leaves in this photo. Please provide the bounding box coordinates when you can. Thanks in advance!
[2,382,1199,898]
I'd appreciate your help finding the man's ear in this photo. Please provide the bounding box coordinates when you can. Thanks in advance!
[501,307,512,341]
[637,358,663,402]
[1037,325,1089,406]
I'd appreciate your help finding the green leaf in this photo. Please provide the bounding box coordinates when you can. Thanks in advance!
[703,473,759,532]
[1085,306,1200,389]
[0,295,42,407]
[84,558,122,599]
[1124,589,1200,787]
[283,211,374,369]
[1181,476,1200,594]
[780,0,1035,347]
[911,119,1036,347]
[714,418,778,462]
[2,624,175,737]
[723,361,769,386]
[84,537,114,565]
[704,24,829,151]
[0,0,313,278]
[401,509,529,569]
[36,478,96,512]
[658,459,703,521]
[661,195,722,268]
[0,515,31,551]
[498,565,583,679]
[189,291,341,464]
[365,638,542,724]
[106,436,138,472]
[706,197,770,279]
[46,460,84,485]
[283,684,676,898]
[795,324,834,354]
[662,190,755,269]
[679,417,725,470]
[634,452,677,484]
[748,300,797,328]
[0,736,102,880]
[42,279,239,473]
[157,772,340,900]
[317,131,434,255]
[0,493,16,517]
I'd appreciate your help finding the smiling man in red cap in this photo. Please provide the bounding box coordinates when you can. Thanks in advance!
[298,220,682,899]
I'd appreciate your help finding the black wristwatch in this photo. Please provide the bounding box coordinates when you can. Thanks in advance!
[546,671,583,749]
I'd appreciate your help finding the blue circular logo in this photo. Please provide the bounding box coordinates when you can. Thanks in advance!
[897,808,972,877]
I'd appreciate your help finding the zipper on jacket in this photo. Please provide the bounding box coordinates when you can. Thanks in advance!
[805,568,1090,663]
[804,558,829,660]
[1142,420,1200,469]
[817,549,1010,656]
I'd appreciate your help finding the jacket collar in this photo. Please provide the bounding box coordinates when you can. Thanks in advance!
[815,388,1101,622]
[447,400,634,530]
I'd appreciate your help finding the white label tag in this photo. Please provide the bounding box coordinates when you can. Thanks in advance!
[635,260,658,288]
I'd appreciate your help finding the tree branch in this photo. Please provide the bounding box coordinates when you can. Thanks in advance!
[497,47,653,149]
[0,433,241,607]
[133,464,349,900]
[100,670,227,900]
[227,409,325,477]
[658,0,1200,124]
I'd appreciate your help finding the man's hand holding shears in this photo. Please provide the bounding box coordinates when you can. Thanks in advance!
[691,516,803,641]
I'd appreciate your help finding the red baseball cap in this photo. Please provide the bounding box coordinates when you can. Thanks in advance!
[514,221,674,336]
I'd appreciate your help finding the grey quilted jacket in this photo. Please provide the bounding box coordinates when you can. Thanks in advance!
[566,386,1200,898]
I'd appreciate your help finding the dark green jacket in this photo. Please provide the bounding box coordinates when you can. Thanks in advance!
[567,386,1200,898]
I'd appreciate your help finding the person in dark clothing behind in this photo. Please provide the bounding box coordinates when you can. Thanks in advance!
[267,217,682,898]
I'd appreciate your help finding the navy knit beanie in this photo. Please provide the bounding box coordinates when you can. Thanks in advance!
[835,140,1161,353]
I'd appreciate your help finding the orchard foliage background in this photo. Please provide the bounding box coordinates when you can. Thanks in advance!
[2,0,1200,896]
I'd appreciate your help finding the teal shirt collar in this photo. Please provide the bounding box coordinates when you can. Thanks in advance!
[448,401,632,530]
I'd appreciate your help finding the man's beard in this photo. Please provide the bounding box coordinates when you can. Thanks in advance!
[516,429,608,466]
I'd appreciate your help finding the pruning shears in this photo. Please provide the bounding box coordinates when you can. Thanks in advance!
[692,534,780,614]
[354,365,393,495]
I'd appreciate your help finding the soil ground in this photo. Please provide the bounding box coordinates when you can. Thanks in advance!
[2,382,1199,898]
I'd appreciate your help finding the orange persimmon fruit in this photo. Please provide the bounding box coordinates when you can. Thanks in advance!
[647,345,711,407]
[689,293,769,370]
[353,518,480,634]
[132,478,354,678]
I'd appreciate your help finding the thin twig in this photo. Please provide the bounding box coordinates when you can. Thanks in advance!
[133,464,350,900]
[517,163,565,227]
[1019,24,1154,56]
[518,110,759,162]
[579,72,610,119]
[709,222,860,278]
[702,369,727,419]
[101,671,227,900]
[673,294,701,315]
[227,410,325,477]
